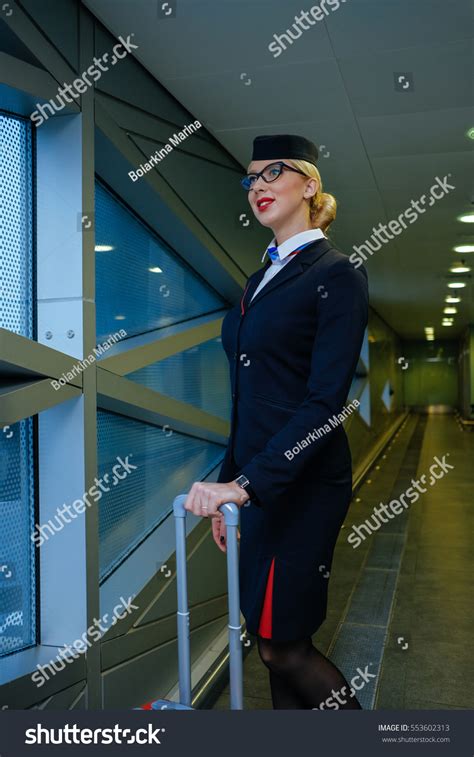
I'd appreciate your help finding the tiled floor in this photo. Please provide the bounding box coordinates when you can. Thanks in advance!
[210,415,473,710]
[376,414,474,710]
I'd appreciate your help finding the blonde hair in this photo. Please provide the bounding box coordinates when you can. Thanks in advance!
[287,159,337,234]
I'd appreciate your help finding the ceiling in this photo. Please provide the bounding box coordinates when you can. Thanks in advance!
[83,0,474,340]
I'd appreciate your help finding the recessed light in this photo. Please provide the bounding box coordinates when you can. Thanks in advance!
[95,245,114,252]
[114,315,126,320]
[450,264,471,273]
[454,244,474,253]
[458,213,474,223]
[442,322,454,327]
[148,266,163,273]
[445,295,461,303]
[447,282,466,288]
[443,307,457,314]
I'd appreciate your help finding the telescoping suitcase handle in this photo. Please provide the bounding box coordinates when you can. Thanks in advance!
[173,495,243,710]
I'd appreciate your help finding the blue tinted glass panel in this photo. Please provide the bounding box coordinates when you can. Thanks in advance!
[97,410,225,579]
[128,337,231,421]
[0,419,36,657]
[0,112,33,338]
[95,182,225,343]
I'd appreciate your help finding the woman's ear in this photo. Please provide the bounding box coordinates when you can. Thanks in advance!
[303,178,318,199]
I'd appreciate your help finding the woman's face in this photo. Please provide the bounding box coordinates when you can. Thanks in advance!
[246,159,316,230]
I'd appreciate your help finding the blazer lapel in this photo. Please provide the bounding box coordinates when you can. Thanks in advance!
[240,260,271,313]
[245,237,333,311]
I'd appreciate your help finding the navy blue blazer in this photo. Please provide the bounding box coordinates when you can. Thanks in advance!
[217,235,369,639]
[219,235,368,503]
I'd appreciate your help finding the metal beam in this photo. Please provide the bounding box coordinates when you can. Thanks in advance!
[95,92,238,170]
[0,377,80,425]
[98,314,225,375]
[2,1,77,86]
[0,328,84,388]
[95,100,245,289]
[0,54,79,118]
[97,367,229,445]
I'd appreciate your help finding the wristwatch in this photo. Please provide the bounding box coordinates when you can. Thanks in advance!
[234,473,258,503]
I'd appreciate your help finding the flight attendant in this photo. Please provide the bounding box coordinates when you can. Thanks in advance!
[184,134,368,709]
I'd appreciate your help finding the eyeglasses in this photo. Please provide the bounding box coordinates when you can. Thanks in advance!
[240,161,307,191]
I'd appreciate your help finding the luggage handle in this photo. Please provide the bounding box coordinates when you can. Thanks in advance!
[173,495,243,710]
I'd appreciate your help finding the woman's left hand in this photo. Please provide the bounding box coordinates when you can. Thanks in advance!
[183,481,249,518]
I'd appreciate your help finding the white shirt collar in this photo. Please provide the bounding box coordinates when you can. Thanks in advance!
[261,228,325,263]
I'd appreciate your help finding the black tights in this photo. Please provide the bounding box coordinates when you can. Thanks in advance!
[257,635,363,710]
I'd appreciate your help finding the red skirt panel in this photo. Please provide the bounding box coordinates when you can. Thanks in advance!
[257,556,276,638]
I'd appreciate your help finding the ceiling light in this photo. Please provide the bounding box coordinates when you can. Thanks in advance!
[95,245,114,252]
[114,315,126,320]
[458,213,474,223]
[454,244,474,253]
[443,307,457,314]
[148,266,163,273]
[447,282,466,288]
[442,322,454,327]
[450,263,471,273]
[445,295,460,303]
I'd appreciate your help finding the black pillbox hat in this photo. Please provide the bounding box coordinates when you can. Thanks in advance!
[252,134,319,165]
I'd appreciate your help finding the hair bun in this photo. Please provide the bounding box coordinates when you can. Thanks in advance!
[311,192,337,233]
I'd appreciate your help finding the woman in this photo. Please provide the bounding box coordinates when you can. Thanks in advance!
[184,134,368,709]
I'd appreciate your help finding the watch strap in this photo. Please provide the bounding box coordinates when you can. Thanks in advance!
[234,473,259,503]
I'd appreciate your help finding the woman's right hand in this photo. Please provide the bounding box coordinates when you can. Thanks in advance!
[211,514,240,553]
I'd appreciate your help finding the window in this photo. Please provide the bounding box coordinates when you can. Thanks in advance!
[127,337,231,420]
[0,112,36,658]
[97,410,225,579]
[0,111,34,338]
[0,419,37,657]
[95,182,225,343]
